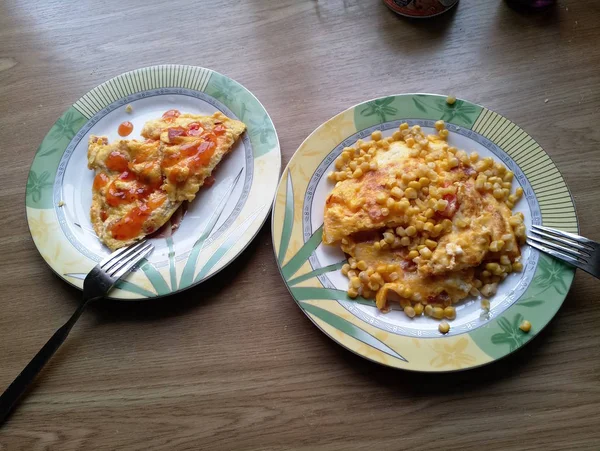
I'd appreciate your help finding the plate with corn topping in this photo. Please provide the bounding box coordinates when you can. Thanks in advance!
[26,65,280,299]
[272,94,577,371]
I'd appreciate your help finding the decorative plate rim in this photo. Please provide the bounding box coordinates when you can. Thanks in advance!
[26,64,281,300]
[271,92,577,372]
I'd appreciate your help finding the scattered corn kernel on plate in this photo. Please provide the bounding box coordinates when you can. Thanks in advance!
[272,93,577,371]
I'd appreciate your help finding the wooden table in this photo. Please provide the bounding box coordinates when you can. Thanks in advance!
[1,0,599,449]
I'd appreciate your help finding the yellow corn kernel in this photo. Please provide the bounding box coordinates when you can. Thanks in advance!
[349,277,361,288]
[369,161,378,171]
[368,281,380,291]
[392,130,403,141]
[347,287,358,298]
[489,240,505,252]
[406,137,416,148]
[419,247,433,259]
[412,303,423,316]
[401,172,417,183]
[486,262,500,272]
[376,192,387,204]
[512,261,523,272]
[380,207,390,217]
[359,271,370,283]
[447,156,459,168]
[356,260,368,271]
[404,306,416,318]
[414,220,424,231]
[371,130,382,141]
[400,123,409,130]
[480,283,498,297]
[389,186,403,199]
[373,241,381,251]
[424,305,433,316]
[439,129,449,139]
[386,197,396,209]
[408,181,421,191]
[417,176,430,187]
[438,321,450,334]
[352,168,363,178]
[341,264,350,275]
[432,307,444,319]
[435,198,449,211]
[400,236,411,246]
[446,95,456,105]
[493,188,504,200]
[455,217,469,228]
[395,226,407,237]
[435,120,445,131]
[404,187,418,199]
[423,222,434,233]
[405,226,417,237]
[519,320,532,333]
[500,255,511,266]
[406,250,419,260]
[515,187,524,198]
[481,299,490,310]
[425,239,437,250]
[429,224,443,237]
[444,306,456,320]
[503,171,514,182]
[383,232,395,244]
[379,139,390,149]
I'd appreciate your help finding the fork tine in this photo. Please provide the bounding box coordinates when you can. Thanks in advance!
[106,242,153,278]
[102,241,148,273]
[527,239,583,268]
[531,228,593,255]
[527,235,587,261]
[111,244,154,281]
[532,225,595,248]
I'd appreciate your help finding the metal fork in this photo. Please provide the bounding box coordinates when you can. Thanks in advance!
[527,225,600,279]
[0,240,153,424]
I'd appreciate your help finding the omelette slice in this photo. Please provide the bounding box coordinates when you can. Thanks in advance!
[141,110,246,202]
[346,239,474,310]
[88,136,181,250]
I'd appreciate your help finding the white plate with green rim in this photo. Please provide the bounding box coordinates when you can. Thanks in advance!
[272,93,577,372]
[27,64,280,299]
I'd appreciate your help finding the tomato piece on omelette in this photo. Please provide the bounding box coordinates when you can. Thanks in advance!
[141,111,246,202]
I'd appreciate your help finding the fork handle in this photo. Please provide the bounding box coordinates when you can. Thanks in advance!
[0,300,89,425]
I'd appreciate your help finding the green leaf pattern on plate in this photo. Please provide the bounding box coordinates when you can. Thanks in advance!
[26,171,53,203]
[359,97,398,123]
[353,94,483,131]
[205,72,276,158]
[301,301,407,362]
[491,313,528,352]
[412,95,480,125]
[27,106,88,209]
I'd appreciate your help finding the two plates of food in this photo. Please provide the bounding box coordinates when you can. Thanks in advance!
[27,65,280,298]
[272,93,577,371]
[27,65,577,372]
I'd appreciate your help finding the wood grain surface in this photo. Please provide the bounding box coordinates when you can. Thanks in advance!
[1,0,600,449]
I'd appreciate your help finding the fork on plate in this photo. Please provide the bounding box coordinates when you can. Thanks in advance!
[0,240,153,424]
[527,225,599,279]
